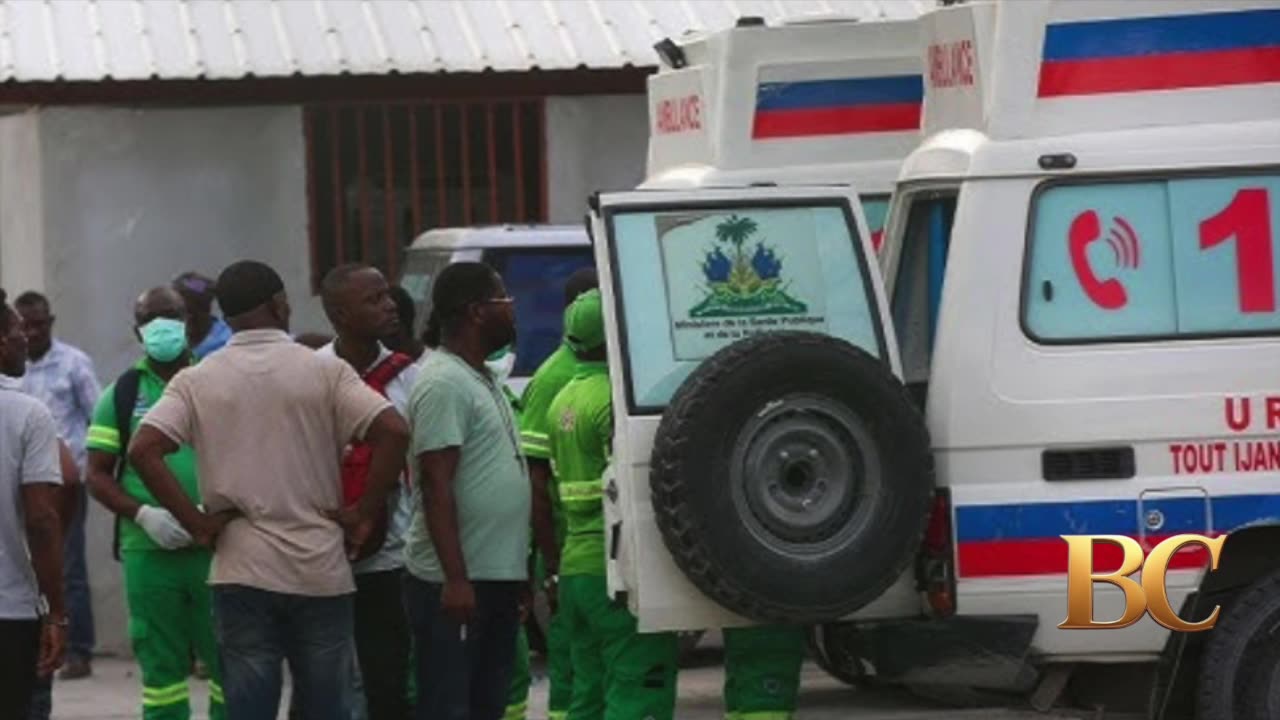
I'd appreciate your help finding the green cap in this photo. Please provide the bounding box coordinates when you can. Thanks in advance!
[564,288,605,354]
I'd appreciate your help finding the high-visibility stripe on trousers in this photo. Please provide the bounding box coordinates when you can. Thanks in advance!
[142,681,189,709]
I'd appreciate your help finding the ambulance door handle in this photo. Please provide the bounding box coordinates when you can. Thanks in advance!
[1042,446,1136,481]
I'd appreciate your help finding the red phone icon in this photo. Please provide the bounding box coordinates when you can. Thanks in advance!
[1069,210,1128,310]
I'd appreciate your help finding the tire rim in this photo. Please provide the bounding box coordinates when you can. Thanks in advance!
[730,392,881,554]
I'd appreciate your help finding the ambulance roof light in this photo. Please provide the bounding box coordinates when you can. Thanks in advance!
[736,16,766,28]
[653,38,686,69]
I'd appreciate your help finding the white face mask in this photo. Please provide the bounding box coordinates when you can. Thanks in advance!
[485,347,516,384]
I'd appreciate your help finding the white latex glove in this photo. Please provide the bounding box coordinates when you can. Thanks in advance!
[134,506,193,549]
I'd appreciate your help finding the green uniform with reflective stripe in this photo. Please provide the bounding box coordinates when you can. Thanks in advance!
[516,343,580,719]
[519,342,578,465]
[550,362,678,720]
[88,363,200,552]
[87,358,223,720]
[547,363,611,578]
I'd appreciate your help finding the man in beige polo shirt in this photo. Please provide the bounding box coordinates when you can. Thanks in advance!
[127,261,410,720]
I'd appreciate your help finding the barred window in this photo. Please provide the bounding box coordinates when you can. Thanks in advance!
[304,100,545,289]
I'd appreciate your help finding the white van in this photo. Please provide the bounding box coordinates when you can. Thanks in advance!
[397,225,593,392]
[588,13,926,628]
[591,0,1280,716]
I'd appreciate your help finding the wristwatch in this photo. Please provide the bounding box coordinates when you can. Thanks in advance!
[542,573,559,590]
[37,597,69,626]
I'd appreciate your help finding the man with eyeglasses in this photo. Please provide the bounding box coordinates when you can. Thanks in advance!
[403,261,535,720]
[173,272,232,361]
[84,286,224,720]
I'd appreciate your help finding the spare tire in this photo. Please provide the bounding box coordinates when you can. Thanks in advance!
[650,331,933,623]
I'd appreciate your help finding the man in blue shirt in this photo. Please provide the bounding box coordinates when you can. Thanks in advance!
[174,272,232,360]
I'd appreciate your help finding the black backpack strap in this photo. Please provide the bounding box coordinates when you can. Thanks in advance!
[110,368,142,562]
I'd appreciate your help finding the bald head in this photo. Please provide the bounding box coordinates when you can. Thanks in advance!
[321,264,398,340]
[134,286,187,329]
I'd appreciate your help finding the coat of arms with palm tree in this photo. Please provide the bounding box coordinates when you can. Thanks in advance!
[690,214,808,318]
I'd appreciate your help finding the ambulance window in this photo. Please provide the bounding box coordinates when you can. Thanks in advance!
[890,192,957,394]
[1024,173,1280,342]
[608,201,884,414]
[485,247,595,374]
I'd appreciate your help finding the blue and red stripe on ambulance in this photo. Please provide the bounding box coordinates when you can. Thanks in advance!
[1039,7,1280,97]
[955,493,1280,578]
[751,74,924,139]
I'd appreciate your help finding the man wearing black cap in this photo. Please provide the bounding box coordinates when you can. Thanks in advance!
[127,260,411,720]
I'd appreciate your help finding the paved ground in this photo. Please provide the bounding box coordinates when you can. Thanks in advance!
[51,651,1135,720]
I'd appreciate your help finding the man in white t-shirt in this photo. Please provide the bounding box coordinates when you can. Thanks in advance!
[316,264,420,720]
[0,288,67,715]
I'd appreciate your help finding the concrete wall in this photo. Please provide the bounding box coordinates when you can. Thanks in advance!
[40,106,322,382]
[545,94,649,223]
[0,109,46,293]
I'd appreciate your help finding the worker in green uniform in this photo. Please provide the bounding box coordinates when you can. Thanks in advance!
[722,626,806,720]
[84,287,223,720]
[509,268,598,720]
[550,289,679,720]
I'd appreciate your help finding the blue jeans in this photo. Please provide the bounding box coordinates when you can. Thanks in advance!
[212,585,357,720]
[65,483,94,661]
[402,575,521,720]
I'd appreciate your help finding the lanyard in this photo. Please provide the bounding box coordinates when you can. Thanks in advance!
[445,351,526,474]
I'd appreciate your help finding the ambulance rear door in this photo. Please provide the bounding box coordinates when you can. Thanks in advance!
[588,185,924,632]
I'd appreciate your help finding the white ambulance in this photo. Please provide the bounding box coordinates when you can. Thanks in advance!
[589,0,1280,717]
[589,7,927,634]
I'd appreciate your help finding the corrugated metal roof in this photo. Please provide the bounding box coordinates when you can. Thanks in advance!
[0,0,932,83]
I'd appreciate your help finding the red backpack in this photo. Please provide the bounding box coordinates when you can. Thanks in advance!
[341,351,415,507]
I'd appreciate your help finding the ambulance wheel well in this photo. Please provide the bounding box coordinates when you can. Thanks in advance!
[1201,524,1280,595]
[1148,528,1280,718]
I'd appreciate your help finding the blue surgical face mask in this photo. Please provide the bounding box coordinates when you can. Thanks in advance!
[140,317,188,363]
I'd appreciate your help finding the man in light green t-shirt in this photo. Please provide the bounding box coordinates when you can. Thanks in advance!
[402,261,531,719]
[84,287,223,720]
